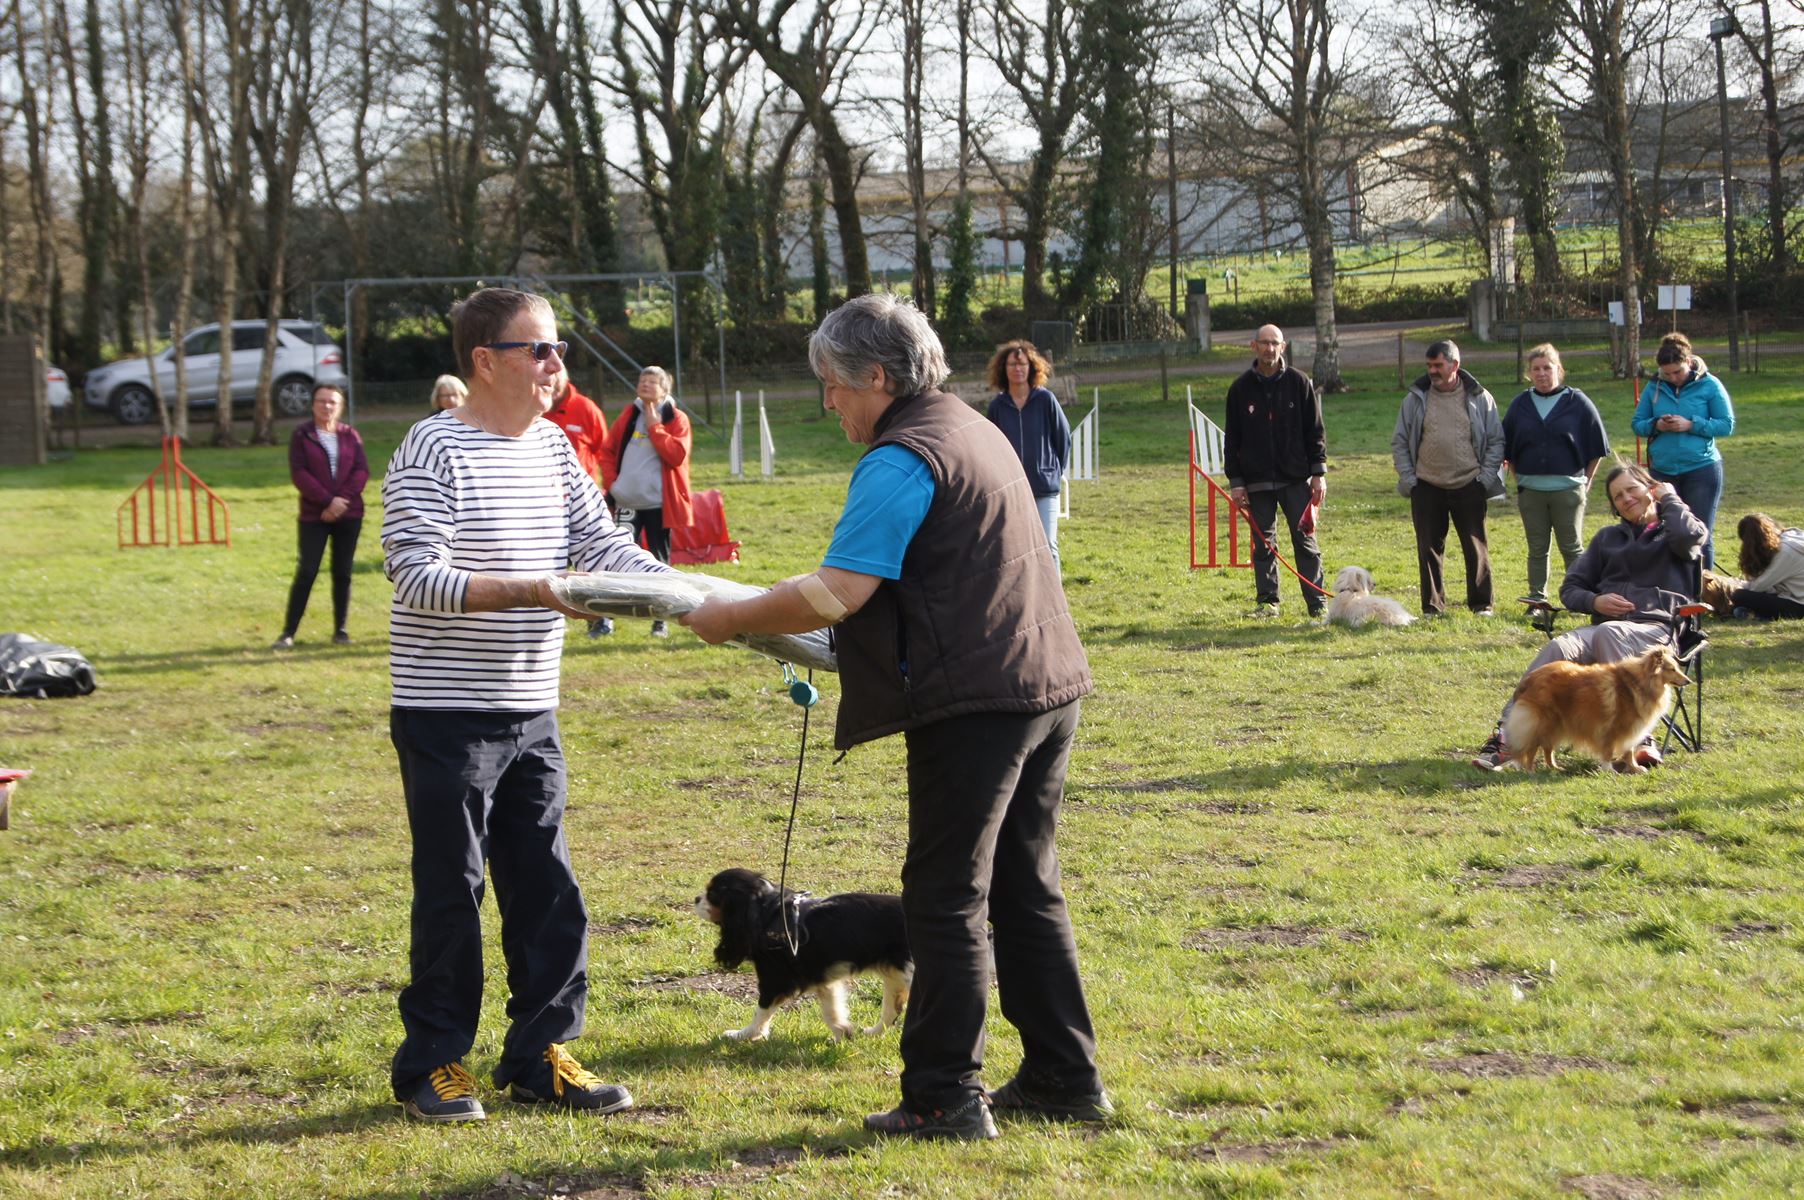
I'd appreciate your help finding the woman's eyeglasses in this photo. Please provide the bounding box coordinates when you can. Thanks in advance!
[484,340,568,362]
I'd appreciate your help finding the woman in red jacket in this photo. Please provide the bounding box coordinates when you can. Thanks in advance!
[274,384,369,648]
[602,366,693,637]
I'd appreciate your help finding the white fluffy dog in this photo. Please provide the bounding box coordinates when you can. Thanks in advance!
[1324,566,1415,628]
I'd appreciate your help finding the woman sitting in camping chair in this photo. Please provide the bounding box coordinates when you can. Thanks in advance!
[1471,461,1707,772]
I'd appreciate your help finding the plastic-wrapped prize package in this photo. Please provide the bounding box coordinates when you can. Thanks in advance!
[550,572,836,672]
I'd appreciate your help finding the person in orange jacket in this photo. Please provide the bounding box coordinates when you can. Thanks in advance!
[601,365,693,637]
[544,368,611,483]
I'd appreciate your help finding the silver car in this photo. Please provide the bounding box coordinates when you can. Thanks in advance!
[82,320,349,425]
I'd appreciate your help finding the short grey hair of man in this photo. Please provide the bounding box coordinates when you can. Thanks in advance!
[1425,338,1462,363]
[808,293,951,398]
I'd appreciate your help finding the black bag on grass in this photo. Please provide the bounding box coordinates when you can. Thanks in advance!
[0,632,98,699]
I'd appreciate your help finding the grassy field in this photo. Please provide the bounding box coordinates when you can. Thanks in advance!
[2,355,1802,1198]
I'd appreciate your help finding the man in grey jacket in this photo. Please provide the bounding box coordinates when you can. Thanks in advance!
[1392,340,1505,616]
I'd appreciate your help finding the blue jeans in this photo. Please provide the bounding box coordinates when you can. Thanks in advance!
[1652,459,1724,569]
[1035,493,1061,573]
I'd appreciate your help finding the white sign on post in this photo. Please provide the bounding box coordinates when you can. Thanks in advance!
[1656,285,1693,311]
[1608,301,1626,326]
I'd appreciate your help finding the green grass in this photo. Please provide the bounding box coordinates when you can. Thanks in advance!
[3,357,1803,1197]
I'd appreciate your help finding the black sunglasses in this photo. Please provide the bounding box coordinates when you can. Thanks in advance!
[483,340,568,362]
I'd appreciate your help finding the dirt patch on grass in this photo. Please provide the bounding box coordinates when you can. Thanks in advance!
[457,1169,644,1199]
[590,916,659,936]
[125,864,227,882]
[1450,965,1544,993]
[628,971,758,1001]
[1385,1087,1472,1117]
[1560,1174,1663,1199]
[1090,776,1209,794]
[611,1103,683,1127]
[1589,824,1705,843]
[669,1144,849,1191]
[1681,1098,1798,1139]
[1720,921,1784,942]
[1427,1051,1606,1078]
[1469,864,1586,889]
[1182,1135,1346,1163]
[1184,925,1365,951]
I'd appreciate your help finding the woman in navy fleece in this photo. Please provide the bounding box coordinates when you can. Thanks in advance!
[985,340,1071,571]
[1502,344,1610,604]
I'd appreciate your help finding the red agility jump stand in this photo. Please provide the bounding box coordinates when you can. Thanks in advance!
[116,436,232,549]
[1187,401,1254,570]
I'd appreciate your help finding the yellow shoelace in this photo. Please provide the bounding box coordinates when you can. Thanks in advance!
[429,1061,479,1101]
[544,1043,602,1098]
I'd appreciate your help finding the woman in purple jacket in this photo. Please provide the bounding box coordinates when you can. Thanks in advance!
[274,384,369,648]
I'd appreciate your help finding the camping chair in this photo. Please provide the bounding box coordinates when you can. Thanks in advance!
[1520,574,1709,754]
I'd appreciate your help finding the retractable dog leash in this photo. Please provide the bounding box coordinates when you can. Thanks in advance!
[775,664,818,955]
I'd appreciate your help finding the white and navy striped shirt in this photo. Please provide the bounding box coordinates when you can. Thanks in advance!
[382,411,671,711]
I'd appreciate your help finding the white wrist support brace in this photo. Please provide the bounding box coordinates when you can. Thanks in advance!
[796,573,849,623]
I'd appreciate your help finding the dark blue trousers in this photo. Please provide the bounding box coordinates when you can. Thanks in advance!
[1652,459,1724,569]
[389,708,588,1097]
[898,701,1101,1111]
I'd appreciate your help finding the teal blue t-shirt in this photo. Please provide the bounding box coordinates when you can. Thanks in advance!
[821,445,936,580]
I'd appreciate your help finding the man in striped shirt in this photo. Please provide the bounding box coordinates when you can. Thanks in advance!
[381,288,673,1123]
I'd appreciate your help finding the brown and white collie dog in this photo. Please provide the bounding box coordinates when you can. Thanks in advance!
[1504,646,1691,774]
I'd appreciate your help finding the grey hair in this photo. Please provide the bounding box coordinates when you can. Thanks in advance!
[808,294,950,397]
[638,365,673,396]
[1426,338,1461,363]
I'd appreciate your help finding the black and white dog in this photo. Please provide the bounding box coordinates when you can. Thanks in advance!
[695,867,913,1042]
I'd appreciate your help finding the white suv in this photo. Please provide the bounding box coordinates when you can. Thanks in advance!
[81,320,349,425]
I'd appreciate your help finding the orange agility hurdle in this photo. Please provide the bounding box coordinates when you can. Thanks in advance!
[116,436,231,549]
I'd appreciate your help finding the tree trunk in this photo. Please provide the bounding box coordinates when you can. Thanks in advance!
[1749,0,1787,274]
[811,111,871,299]
[901,0,934,318]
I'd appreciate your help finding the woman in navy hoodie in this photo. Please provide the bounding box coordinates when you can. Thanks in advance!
[274,384,369,648]
[1502,344,1610,604]
[985,339,1071,571]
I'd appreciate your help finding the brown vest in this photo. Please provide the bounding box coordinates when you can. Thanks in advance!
[832,389,1094,750]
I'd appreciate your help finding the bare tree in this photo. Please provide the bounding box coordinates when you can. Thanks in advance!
[10,0,58,349]
[163,0,198,441]
[428,0,504,273]
[1728,0,1802,273]
[1386,2,1501,248]
[1193,0,1394,390]
[1556,0,1697,374]
[899,0,935,317]
[606,0,750,330]
[187,0,258,445]
[973,0,1086,321]
[117,0,174,434]
[51,0,117,370]
[722,0,879,298]
[246,0,331,443]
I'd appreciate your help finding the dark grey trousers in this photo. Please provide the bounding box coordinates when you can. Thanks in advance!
[1246,481,1325,612]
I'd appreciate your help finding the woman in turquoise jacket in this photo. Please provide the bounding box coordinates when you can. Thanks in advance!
[1632,331,1735,568]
